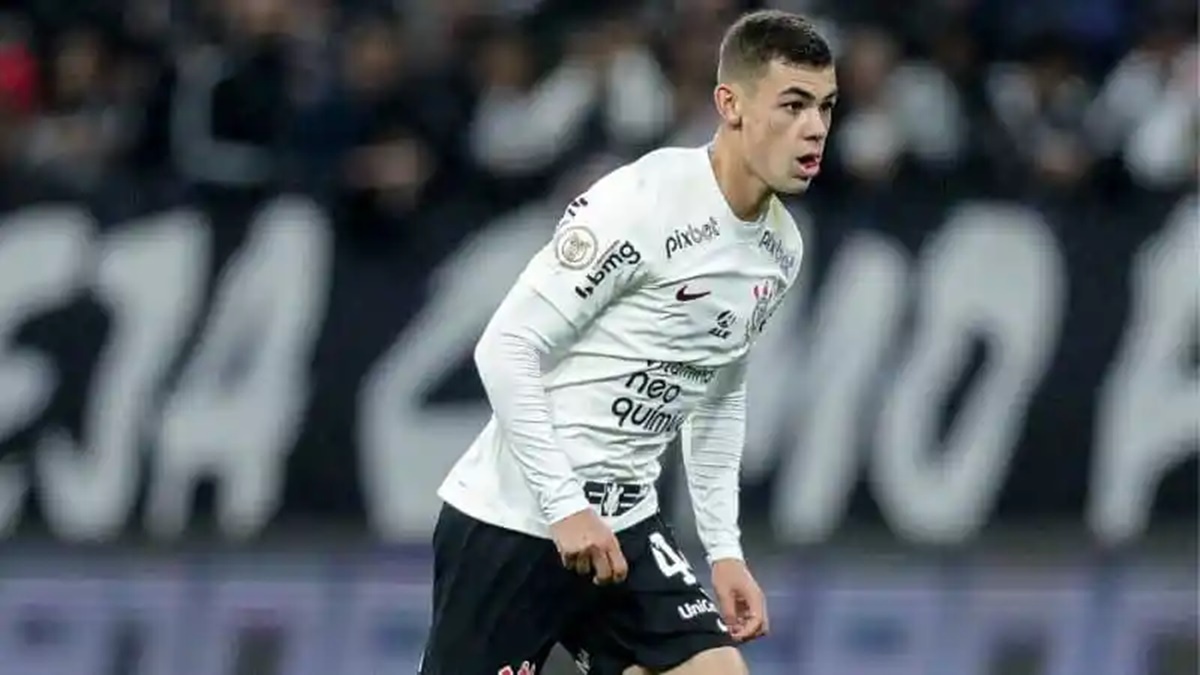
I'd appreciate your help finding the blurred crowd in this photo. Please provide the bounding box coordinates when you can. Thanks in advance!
[0,0,1195,259]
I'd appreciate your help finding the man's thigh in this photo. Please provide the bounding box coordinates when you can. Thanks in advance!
[560,515,737,674]
[657,646,748,674]
[599,648,748,675]
[421,504,584,675]
[568,649,747,675]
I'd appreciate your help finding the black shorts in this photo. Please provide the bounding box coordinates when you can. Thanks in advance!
[419,504,735,675]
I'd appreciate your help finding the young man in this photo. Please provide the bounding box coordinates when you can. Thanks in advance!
[421,10,836,675]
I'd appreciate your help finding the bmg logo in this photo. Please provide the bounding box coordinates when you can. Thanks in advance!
[573,241,642,299]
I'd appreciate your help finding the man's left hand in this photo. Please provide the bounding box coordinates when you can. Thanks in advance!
[711,559,769,643]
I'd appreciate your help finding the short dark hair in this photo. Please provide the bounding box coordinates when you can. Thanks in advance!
[717,10,833,83]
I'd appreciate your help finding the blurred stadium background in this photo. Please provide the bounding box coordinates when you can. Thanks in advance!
[0,0,1196,673]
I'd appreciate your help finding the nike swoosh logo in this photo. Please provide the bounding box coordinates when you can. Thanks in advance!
[676,286,711,302]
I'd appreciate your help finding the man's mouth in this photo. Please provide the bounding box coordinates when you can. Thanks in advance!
[796,152,822,177]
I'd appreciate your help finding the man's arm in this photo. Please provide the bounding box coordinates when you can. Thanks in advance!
[681,360,748,564]
[475,164,654,524]
[683,359,772,642]
[473,284,592,523]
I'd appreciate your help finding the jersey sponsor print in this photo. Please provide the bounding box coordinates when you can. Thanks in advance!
[665,217,721,258]
[611,361,718,434]
[758,229,797,277]
[573,239,643,299]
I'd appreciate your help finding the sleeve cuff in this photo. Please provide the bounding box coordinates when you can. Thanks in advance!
[705,543,745,565]
[543,482,592,524]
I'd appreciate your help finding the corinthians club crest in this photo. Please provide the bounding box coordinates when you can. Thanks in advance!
[746,279,783,341]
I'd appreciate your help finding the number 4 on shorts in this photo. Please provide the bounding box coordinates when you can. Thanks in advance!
[648,532,698,586]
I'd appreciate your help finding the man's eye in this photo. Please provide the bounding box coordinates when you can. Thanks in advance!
[783,102,804,113]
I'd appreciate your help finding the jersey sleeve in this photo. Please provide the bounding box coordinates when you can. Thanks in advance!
[519,167,658,330]
[473,166,658,526]
[474,283,593,524]
[681,359,748,564]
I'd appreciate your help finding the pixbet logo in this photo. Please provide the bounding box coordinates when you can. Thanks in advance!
[665,217,720,258]
[574,240,642,298]
[758,228,797,276]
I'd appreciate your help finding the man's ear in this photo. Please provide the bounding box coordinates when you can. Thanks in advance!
[713,83,743,129]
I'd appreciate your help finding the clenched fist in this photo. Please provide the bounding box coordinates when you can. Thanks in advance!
[550,508,629,585]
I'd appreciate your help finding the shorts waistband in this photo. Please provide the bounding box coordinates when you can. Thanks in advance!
[583,481,650,517]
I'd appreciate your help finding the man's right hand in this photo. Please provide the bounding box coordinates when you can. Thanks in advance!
[549,508,628,585]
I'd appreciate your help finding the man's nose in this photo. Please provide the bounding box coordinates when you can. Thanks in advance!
[801,110,828,142]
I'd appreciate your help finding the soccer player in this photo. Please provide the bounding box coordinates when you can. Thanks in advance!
[420,10,835,675]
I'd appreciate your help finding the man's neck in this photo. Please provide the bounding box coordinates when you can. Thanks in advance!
[709,128,772,222]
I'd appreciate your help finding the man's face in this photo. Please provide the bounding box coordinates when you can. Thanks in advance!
[738,60,837,194]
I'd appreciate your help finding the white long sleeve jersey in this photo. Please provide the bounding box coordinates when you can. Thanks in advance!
[438,146,803,559]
